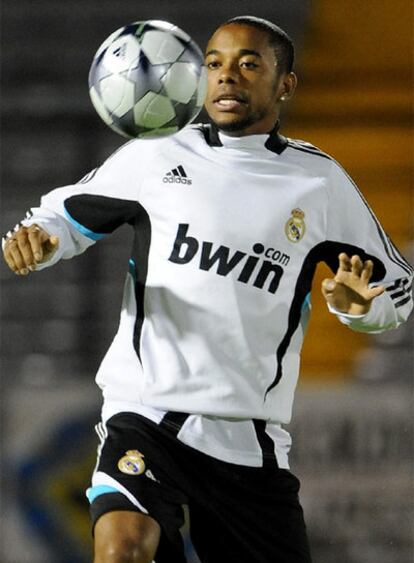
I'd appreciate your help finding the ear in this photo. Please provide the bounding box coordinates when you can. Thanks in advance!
[277,72,297,102]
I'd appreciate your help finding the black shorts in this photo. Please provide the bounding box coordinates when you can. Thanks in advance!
[88,412,312,563]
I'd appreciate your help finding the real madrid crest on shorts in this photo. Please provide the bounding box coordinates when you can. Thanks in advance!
[285,208,306,243]
[117,450,146,475]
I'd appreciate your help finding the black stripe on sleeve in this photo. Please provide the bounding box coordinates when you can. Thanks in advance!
[65,194,140,235]
[389,288,408,300]
[387,283,412,300]
[386,278,411,292]
[287,142,333,161]
[386,279,412,305]
[388,238,414,275]
[394,295,412,308]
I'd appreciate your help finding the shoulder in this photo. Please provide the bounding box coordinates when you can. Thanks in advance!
[284,136,351,180]
[115,124,208,154]
[101,133,178,169]
[285,137,334,162]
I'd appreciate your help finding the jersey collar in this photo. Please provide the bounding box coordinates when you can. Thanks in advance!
[202,121,288,155]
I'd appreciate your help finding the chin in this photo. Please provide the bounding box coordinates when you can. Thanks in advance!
[210,114,256,134]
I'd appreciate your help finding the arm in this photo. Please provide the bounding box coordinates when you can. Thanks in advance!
[322,162,413,333]
[2,139,147,274]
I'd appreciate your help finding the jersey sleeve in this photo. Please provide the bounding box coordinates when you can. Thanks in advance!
[324,161,413,333]
[21,139,151,269]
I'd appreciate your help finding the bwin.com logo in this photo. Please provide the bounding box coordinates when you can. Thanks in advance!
[168,224,291,294]
[163,165,192,185]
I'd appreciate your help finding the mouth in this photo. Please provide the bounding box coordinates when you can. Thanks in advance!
[212,94,247,111]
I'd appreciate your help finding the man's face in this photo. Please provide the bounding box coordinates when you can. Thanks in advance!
[204,24,285,136]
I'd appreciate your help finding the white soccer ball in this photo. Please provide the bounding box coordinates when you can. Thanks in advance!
[88,20,207,139]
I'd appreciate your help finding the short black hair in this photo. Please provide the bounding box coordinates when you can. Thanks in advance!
[221,15,295,73]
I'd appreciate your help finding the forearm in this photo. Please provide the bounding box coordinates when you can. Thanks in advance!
[22,206,95,269]
[328,288,413,333]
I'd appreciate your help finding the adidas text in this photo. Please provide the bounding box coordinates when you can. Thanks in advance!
[163,176,192,185]
[163,165,192,185]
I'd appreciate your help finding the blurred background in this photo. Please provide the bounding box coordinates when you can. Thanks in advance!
[1,1,413,562]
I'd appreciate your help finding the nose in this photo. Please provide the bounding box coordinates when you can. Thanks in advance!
[218,62,239,84]
[218,74,236,84]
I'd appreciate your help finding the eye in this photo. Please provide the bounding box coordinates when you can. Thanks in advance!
[240,60,259,69]
[206,60,221,70]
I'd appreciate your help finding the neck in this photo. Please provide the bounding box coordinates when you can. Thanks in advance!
[216,120,281,138]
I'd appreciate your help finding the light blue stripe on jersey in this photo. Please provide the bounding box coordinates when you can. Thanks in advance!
[300,292,311,334]
[64,207,106,241]
[301,292,311,313]
[128,258,137,279]
[86,484,119,503]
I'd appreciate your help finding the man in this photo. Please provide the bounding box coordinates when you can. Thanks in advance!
[3,15,413,563]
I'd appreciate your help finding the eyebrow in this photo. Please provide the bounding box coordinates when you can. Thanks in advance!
[205,48,262,58]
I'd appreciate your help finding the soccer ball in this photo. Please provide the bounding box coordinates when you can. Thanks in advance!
[88,20,207,139]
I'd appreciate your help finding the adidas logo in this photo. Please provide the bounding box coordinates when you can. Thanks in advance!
[112,43,127,59]
[163,165,192,185]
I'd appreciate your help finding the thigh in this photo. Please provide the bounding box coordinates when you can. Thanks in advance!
[88,414,188,562]
[94,510,160,563]
[189,465,312,563]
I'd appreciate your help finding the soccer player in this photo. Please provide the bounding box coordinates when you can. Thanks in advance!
[3,15,413,563]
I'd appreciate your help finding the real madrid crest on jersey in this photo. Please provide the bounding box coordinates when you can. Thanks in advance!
[117,450,146,475]
[285,208,306,243]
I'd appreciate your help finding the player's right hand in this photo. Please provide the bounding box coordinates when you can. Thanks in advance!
[2,224,59,275]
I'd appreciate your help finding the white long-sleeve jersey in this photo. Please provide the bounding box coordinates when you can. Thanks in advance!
[22,124,413,468]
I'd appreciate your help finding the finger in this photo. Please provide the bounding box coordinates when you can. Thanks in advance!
[338,253,352,272]
[321,278,336,299]
[15,228,36,270]
[6,238,28,274]
[27,224,46,263]
[42,235,60,261]
[49,235,60,248]
[361,260,374,284]
[351,255,363,277]
[2,239,20,274]
[367,285,385,299]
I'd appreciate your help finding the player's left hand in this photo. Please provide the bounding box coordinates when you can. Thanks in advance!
[321,253,385,315]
